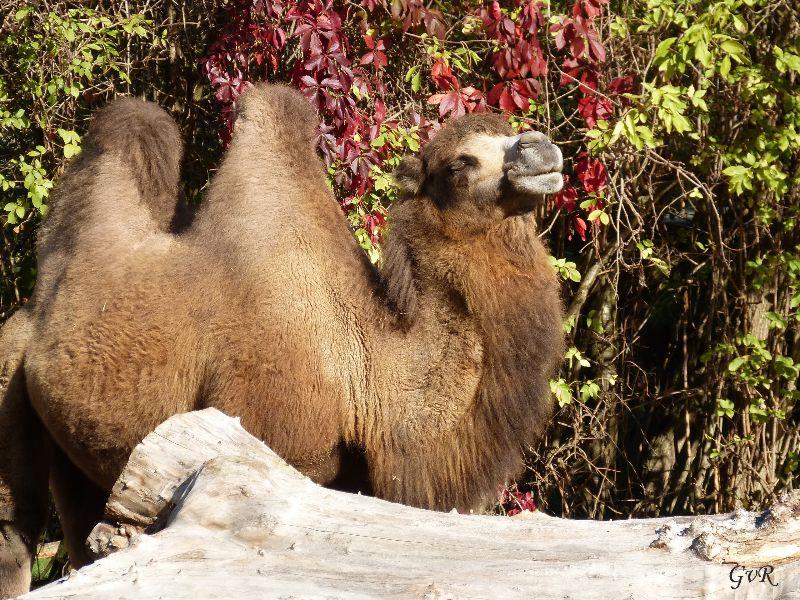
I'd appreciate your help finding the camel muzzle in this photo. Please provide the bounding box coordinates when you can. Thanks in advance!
[504,132,564,196]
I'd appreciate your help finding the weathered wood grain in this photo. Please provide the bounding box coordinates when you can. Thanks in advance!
[23,408,800,599]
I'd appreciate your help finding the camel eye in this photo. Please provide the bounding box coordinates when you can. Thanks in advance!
[448,155,478,174]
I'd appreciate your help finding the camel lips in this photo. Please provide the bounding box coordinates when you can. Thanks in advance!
[509,171,565,195]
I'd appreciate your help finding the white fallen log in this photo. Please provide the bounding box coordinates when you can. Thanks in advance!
[23,408,800,599]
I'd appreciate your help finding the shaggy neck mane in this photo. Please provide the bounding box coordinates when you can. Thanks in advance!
[371,201,564,512]
[377,223,420,325]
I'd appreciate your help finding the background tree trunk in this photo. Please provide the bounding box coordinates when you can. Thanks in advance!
[22,409,800,599]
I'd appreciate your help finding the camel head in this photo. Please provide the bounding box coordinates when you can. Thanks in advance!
[393,114,563,224]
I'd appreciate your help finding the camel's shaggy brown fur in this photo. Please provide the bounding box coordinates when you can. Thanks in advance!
[0,84,564,596]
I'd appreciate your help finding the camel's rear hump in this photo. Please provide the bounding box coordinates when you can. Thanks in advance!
[36,97,184,266]
[81,97,184,230]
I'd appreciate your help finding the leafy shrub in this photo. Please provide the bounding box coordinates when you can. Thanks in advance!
[0,6,149,316]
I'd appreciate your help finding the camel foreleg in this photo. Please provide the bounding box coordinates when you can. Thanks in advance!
[0,315,51,599]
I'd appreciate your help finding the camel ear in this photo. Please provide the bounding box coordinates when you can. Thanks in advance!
[393,156,424,197]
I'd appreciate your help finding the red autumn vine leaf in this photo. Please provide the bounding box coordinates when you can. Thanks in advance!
[550,15,605,63]
[609,75,635,95]
[463,86,488,113]
[519,0,545,36]
[409,110,438,138]
[482,0,549,114]
[499,488,538,516]
[373,98,386,124]
[519,39,548,78]
[491,47,520,80]
[574,0,609,19]
[428,86,486,118]
[608,75,637,106]
[553,175,578,212]
[392,0,446,38]
[560,57,598,92]
[431,59,458,90]
[492,39,547,79]
[488,79,542,112]
[578,94,613,128]
[428,91,463,117]
[480,0,517,44]
[360,35,388,70]
[573,216,588,240]
[575,152,608,193]
[365,212,386,244]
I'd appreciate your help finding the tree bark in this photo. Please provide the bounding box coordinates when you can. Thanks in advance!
[23,409,800,599]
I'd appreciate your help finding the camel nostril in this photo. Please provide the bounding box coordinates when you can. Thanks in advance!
[517,131,549,148]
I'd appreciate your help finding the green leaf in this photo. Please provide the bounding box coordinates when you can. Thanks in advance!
[720,40,747,62]
[405,66,422,93]
[549,378,572,407]
[715,398,735,419]
[579,381,600,402]
[765,311,788,330]
[722,165,749,177]
[727,356,747,372]
[609,119,625,146]
[694,41,712,67]
[411,70,421,93]
[63,144,80,158]
[586,309,604,334]
[748,400,769,423]
[775,48,800,74]
[563,314,577,334]
[654,37,677,59]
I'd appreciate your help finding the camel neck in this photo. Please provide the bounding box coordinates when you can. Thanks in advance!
[358,207,565,510]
